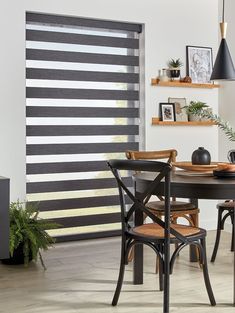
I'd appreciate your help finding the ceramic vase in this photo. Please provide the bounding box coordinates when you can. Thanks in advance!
[191,147,211,165]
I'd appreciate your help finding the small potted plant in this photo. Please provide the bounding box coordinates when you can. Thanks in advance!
[168,58,183,80]
[183,101,209,121]
[2,200,59,269]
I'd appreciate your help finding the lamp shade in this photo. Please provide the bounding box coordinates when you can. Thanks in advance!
[210,38,235,80]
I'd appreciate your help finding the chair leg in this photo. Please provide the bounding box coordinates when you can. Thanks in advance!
[128,213,148,263]
[189,211,201,265]
[189,211,199,228]
[200,238,216,306]
[128,246,134,262]
[158,244,164,291]
[230,213,234,252]
[171,215,179,255]
[112,237,126,306]
[155,254,159,274]
[211,208,223,262]
[155,214,163,274]
[163,243,170,313]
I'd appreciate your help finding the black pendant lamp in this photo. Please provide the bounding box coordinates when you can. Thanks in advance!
[210,0,235,80]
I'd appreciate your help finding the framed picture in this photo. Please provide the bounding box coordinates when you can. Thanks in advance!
[168,97,188,122]
[159,103,176,122]
[186,45,213,84]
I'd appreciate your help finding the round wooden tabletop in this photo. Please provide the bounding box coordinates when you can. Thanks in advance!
[135,171,235,200]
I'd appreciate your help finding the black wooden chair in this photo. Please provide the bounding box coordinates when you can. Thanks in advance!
[211,200,235,262]
[107,159,216,313]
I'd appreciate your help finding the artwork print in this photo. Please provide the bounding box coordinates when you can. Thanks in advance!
[186,46,213,84]
[168,97,188,122]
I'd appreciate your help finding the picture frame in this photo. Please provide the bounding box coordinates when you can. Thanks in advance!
[168,97,188,122]
[159,103,176,122]
[186,45,213,84]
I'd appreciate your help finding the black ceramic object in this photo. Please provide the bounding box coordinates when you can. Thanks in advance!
[170,69,180,79]
[191,147,211,165]
[227,150,235,163]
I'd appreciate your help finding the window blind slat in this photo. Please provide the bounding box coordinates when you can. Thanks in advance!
[55,230,121,243]
[26,125,139,136]
[26,107,139,118]
[49,213,121,228]
[26,68,139,83]
[26,161,109,174]
[29,195,130,211]
[26,142,139,155]
[26,87,139,100]
[27,177,131,193]
[26,49,139,66]
[26,29,139,49]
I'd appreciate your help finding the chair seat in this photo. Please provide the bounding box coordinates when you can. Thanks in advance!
[130,223,204,241]
[146,200,196,212]
[217,201,235,210]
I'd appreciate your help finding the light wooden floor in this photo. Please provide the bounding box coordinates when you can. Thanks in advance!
[0,231,234,313]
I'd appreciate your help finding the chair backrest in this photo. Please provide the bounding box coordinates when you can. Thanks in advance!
[126,149,177,201]
[125,149,177,163]
[107,159,172,234]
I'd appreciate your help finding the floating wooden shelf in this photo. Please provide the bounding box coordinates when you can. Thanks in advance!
[152,117,216,126]
[151,78,220,89]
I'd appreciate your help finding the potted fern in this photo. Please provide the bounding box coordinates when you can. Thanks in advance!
[168,58,183,80]
[2,201,59,269]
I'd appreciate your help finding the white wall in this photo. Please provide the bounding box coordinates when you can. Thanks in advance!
[0,0,219,228]
[218,0,235,161]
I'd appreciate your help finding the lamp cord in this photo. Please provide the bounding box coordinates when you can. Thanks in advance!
[222,0,225,22]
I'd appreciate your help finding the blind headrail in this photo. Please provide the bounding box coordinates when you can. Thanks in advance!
[26,12,142,33]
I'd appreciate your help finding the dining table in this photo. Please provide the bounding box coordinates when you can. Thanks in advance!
[134,171,235,305]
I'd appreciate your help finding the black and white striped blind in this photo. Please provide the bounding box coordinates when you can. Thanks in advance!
[26,12,141,241]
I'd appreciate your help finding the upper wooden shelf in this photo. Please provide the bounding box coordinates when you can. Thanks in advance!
[152,117,216,126]
[151,78,220,89]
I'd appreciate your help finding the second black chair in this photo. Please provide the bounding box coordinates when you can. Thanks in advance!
[211,200,235,262]
[108,159,216,313]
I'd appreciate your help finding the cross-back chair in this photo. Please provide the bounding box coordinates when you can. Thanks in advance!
[108,159,215,313]
[211,200,234,262]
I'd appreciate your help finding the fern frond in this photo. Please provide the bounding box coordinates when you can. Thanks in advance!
[197,110,235,142]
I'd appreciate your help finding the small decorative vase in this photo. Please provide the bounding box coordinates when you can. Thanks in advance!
[159,68,169,82]
[191,147,211,165]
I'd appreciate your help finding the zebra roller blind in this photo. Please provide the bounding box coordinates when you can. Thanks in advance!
[26,12,142,241]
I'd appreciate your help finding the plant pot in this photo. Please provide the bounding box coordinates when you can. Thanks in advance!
[169,68,180,80]
[188,114,201,121]
[1,243,32,265]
